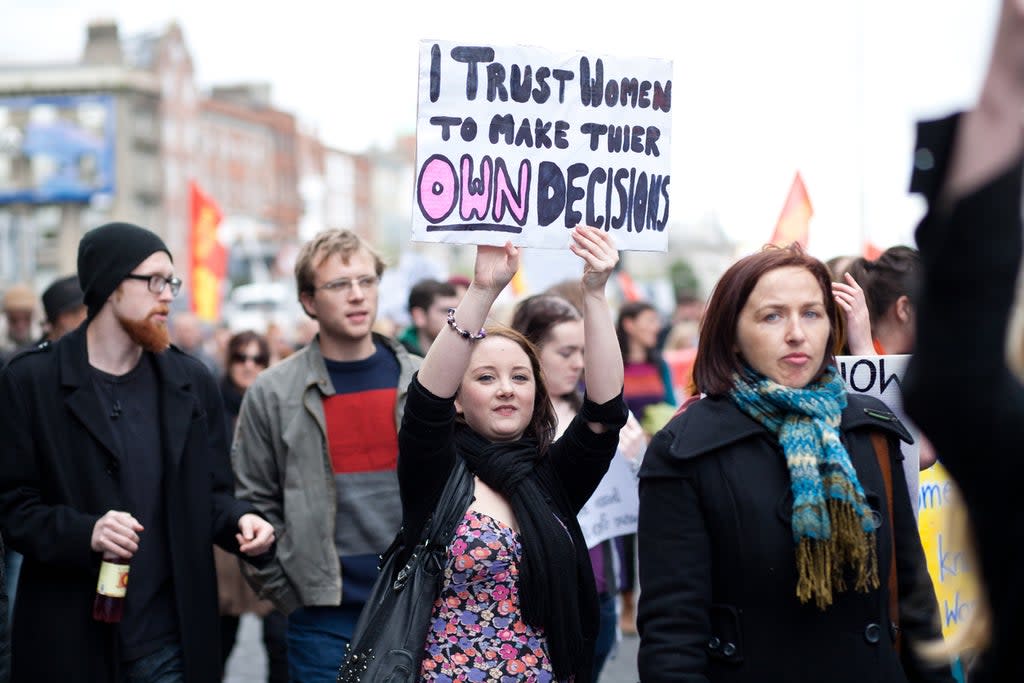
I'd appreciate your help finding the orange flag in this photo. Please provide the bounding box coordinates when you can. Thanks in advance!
[771,171,813,248]
[617,270,641,302]
[189,181,228,322]
[863,241,883,260]
[510,253,528,296]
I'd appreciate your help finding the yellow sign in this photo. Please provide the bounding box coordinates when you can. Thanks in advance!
[917,462,979,638]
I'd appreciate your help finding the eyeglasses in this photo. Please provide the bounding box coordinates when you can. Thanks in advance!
[315,275,379,295]
[231,352,269,366]
[124,273,182,297]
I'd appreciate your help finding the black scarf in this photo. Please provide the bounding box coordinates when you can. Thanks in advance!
[454,427,590,679]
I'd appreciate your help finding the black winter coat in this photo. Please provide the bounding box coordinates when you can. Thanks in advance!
[0,326,261,682]
[637,393,954,683]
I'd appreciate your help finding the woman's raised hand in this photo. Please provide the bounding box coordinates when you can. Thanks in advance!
[570,225,619,293]
[832,272,873,355]
[473,241,521,294]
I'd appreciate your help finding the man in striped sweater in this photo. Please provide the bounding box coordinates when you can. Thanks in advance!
[233,230,420,683]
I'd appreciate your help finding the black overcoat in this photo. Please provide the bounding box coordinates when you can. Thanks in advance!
[0,326,259,682]
[637,393,954,683]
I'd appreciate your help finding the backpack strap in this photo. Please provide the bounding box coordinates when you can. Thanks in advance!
[870,431,902,655]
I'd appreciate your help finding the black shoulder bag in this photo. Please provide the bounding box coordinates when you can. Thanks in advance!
[337,458,473,682]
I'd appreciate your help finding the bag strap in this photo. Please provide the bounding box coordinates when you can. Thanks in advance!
[870,431,902,655]
[390,458,472,592]
[425,457,472,548]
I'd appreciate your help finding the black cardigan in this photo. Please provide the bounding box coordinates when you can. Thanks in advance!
[903,113,1024,683]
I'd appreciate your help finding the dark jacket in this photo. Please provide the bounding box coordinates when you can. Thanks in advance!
[903,113,1024,683]
[0,326,261,682]
[637,393,953,683]
[0,532,8,683]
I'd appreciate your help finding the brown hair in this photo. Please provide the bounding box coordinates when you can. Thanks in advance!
[226,329,270,369]
[693,243,838,397]
[616,300,662,364]
[861,245,921,326]
[510,294,584,411]
[456,325,558,454]
[294,229,385,297]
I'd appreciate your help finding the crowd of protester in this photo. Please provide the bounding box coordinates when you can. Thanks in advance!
[3,3,1021,679]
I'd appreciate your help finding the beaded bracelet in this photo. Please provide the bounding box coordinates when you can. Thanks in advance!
[446,308,487,340]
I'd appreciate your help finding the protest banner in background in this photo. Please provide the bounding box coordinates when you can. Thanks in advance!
[414,40,673,251]
[837,354,977,640]
[577,453,640,548]
[836,354,919,509]
[918,462,980,638]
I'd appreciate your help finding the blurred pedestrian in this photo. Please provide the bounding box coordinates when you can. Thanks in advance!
[0,284,38,366]
[637,243,952,683]
[214,330,287,682]
[41,274,87,341]
[1,275,86,630]
[232,229,420,682]
[903,1,1024,679]
[447,274,471,300]
[615,300,676,634]
[397,278,460,357]
[171,310,220,376]
[0,221,275,682]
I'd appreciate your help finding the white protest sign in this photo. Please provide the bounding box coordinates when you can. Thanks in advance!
[578,452,640,548]
[414,40,673,251]
[835,354,921,515]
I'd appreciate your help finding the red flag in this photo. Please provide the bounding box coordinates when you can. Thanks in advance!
[189,181,227,322]
[770,172,813,248]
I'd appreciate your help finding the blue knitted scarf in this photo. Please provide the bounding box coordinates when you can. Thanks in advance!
[729,365,879,609]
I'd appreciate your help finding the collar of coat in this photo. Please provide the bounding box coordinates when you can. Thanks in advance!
[54,324,208,470]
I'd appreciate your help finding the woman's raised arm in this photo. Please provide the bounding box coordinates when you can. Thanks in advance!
[571,226,624,421]
[416,242,520,398]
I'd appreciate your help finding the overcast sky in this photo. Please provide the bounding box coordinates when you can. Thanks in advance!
[1,0,999,261]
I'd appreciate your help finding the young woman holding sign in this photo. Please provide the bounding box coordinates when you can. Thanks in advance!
[397,225,628,681]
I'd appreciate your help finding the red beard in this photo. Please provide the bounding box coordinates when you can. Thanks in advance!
[117,306,171,353]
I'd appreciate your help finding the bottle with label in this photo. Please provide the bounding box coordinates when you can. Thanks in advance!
[93,554,130,623]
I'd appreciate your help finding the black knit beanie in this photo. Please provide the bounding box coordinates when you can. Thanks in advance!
[77,222,172,319]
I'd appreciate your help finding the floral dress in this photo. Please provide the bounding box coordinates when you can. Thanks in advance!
[420,510,564,683]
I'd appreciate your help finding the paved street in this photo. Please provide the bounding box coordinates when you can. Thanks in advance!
[226,614,640,682]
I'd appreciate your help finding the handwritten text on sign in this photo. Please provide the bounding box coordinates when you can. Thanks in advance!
[578,452,640,548]
[414,41,673,251]
[918,463,980,638]
[836,354,920,512]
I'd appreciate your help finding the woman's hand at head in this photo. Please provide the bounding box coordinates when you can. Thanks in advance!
[570,225,619,293]
[473,241,521,294]
[832,272,873,355]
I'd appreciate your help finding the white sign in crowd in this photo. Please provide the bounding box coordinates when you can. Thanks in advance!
[414,40,673,252]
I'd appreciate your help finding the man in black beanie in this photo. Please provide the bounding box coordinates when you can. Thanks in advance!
[0,221,275,683]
